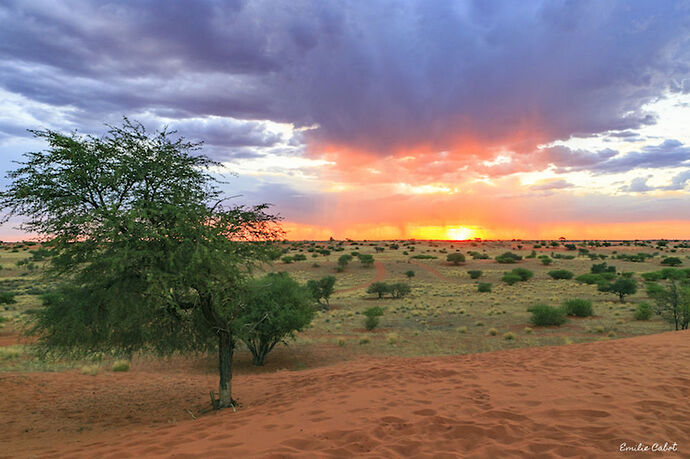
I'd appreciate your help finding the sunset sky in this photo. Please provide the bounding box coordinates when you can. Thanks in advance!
[1,1,689,240]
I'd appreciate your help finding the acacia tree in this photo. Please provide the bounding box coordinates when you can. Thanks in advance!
[0,119,280,409]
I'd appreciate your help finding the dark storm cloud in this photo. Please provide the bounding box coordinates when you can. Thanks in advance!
[0,0,689,159]
[541,140,690,174]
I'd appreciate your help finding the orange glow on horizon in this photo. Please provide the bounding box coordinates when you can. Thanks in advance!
[280,220,690,241]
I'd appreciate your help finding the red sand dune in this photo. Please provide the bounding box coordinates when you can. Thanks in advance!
[2,331,689,458]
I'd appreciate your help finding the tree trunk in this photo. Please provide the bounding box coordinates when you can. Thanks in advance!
[217,329,234,408]
[619,293,625,303]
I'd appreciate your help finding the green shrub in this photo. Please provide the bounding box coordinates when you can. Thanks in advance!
[502,272,522,285]
[562,299,594,317]
[238,272,316,366]
[456,326,468,334]
[634,302,653,321]
[0,292,17,305]
[488,327,498,336]
[367,282,390,299]
[548,269,574,280]
[640,271,662,282]
[661,257,682,267]
[591,262,615,274]
[364,315,380,330]
[467,270,482,279]
[477,282,492,293]
[281,256,294,264]
[446,253,466,265]
[404,270,415,279]
[495,252,522,264]
[111,360,131,372]
[539,256,553,265]
[523,327,533,334]
[390,282,411,298]
[364,306,384,329]
[358,253,375,267]
[528,304,567,326]
[410,254,437,260]
[511,268,534,281]
[503,332,515,340]
[575,273,602,284]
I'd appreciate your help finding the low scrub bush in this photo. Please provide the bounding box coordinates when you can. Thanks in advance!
[633,303,653,320]
[575,273,602,284]
[446,253,466,265]
[495,252,522,264]
[503,332,515,340]
[390,282,411,298]
[477,282,492,293]
[528,304,567,326]
[467,270,482,279]
[363,306,384,330]
[111,360,131,372]
[548,270,574,280]
[0,292,17,305]
[502,272,522,285]
[562,299,594,317]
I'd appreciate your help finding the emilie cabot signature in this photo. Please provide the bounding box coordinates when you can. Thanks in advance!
[619,442,678,453]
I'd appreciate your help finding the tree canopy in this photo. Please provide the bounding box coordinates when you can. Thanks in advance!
[1,119,282,408]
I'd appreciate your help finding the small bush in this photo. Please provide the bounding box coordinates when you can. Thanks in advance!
[523,327,533,334]
[660,257,682,267]
[576,273,603,284]
[367,282,390,299]
[364,316,379,330]
[495,252,522,264]
[281,256,294,264]
[528,304,567,326]
[539,256,553,265]
[80,365,100,376]
[386,333,398,344]
[562,299,593,317]
[640,271,662,282]
[502,272,522,285]
[0,292,17,305]
[511,267,534,281]
[390,282,411,299]
[477,282,492,293]
[446,253,466,265]
[548,270,574,280]
[634,302,653,321]
[503,332,515,340]
[467,270,482,279]
[363,306,384,330]
[336,337,346,346]
[607,331,617,338]
[404,270,415,279]
[111,360,131,372]
[457,326,468,334]
[358,337,370,345]
[488,327,498,336]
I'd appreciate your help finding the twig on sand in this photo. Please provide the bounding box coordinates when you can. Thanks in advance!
[185,409,197,420]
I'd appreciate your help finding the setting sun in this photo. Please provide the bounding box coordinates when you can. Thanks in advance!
[445,226,475,241]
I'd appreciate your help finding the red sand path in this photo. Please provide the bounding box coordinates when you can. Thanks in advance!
[2,331,689,458]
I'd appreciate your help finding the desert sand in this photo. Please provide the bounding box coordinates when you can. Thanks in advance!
[2,331,689,458]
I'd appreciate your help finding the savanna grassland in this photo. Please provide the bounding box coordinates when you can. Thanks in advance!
[2,238,686,374]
